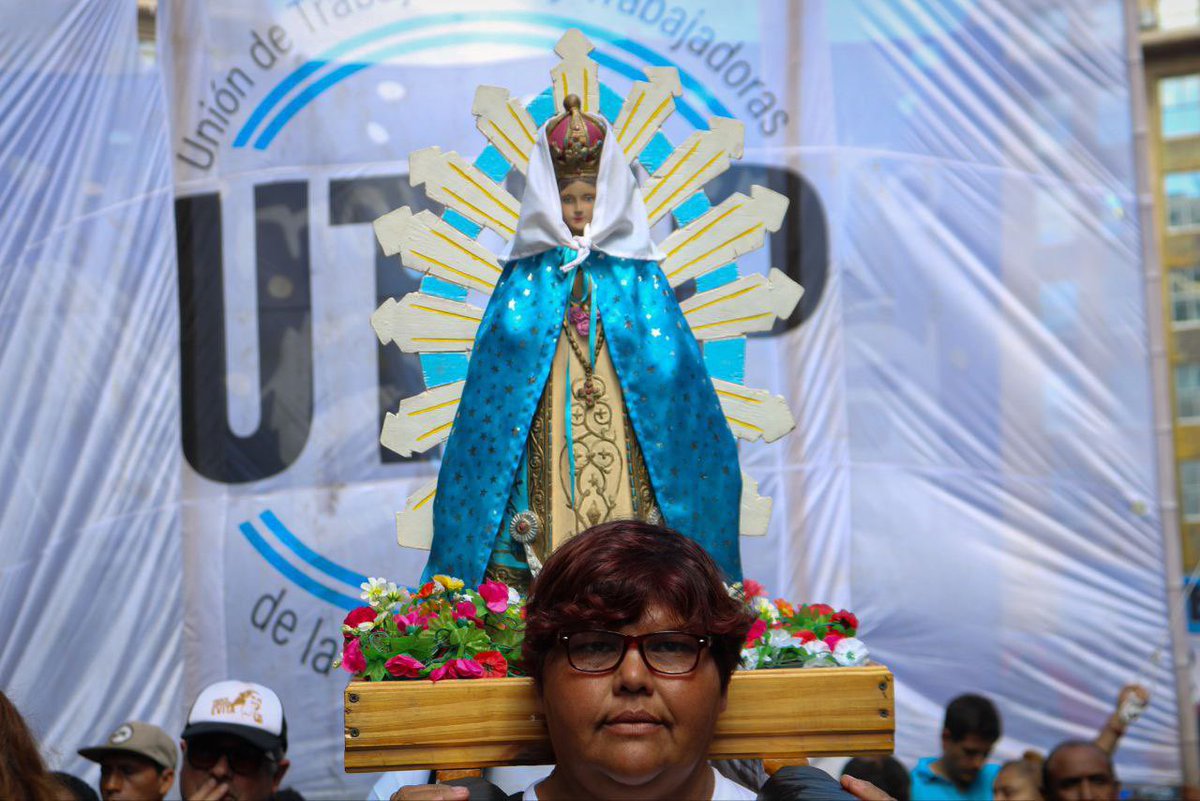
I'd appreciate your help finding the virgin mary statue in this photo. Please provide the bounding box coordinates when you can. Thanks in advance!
[424,95,743,590]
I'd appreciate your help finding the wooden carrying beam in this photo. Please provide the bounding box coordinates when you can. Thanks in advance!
[344,665,894,772]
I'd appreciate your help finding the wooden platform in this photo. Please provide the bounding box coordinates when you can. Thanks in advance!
[344,664,894,772]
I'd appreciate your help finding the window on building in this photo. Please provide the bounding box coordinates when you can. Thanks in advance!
[1178,364,1200,420]
[1160,74,1200,138]
[1182,461,1200,520]
[1170,266,1200,324]
[1166,172,1200,231]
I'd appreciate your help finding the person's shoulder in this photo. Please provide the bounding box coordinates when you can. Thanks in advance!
[908,760,961,801]
[911,756,939,780]
[979,762,1003,782]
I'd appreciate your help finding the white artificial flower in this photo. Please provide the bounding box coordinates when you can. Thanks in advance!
[356,620,375,633]
[801,639,835,668]
[740,647,760,670]
[508,586,522,606]
[360,577,389,602]
[360,578,404,609]
[767,628,798,649]
[833,637,869,667]
[752,596,779,622]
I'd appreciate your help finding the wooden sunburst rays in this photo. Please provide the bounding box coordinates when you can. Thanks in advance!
[372,29,803,549]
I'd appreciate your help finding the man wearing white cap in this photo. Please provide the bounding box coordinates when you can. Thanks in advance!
[78,721,177,801]
[179,679,290,801]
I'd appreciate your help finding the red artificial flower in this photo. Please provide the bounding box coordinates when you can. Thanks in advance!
[807,603,835,617]
[416,582,438,599]
[743,579,766,599]
[340,638,367,674]
[476,650,508,678]
[745,619,767,646]
[385,654,424,678]
[342,606,376,641]
[832,610,858,632]
[794,629,817,644]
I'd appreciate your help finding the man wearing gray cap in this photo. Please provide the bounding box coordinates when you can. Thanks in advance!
[78,721,177,801]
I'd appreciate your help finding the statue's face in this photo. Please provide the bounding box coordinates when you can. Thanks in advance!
[559,180,597,235]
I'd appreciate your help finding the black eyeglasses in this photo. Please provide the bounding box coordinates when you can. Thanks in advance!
[559,630,710,675]
[186,739,274,776]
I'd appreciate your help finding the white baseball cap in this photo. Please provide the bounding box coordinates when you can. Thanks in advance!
[181,680,287,757]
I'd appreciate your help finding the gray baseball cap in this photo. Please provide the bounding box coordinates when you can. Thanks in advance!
[78,721,177,771]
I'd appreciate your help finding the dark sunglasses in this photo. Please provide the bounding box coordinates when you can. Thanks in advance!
[186,739,274,776]
[559,630,710,675]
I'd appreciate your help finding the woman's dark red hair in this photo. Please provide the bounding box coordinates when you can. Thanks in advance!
[522,520,753,688]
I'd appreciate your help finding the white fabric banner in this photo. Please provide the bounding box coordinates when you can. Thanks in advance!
[0,0,1183,797]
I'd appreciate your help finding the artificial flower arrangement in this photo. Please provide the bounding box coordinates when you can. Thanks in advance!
[731,579,869,671]
[337,575,869,682]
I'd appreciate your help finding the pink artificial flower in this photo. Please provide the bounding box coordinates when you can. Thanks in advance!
[823,633,844,650]
[385,654,424,678]
[429,664,451,683]
[568,306,590,337]
[478,580,510,614]
[743,579,766,599]
[451,658,484,679]
[394,610,423,631]
[454,600,480,624]
[340,638,367,674]
[745,619,767,646]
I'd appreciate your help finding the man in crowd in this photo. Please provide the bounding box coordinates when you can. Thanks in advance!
[911,694,1002,800]
[178,679,290,801]
[1042,741,1118,801]
[78,721,176,801]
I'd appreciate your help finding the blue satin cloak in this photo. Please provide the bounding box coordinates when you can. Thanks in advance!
[424,247,743,586]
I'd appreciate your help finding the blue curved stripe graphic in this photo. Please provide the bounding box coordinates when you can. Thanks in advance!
[259,510,368,587]
[251,33,705,149]
[239,521,362,611]
[235,11,733,149]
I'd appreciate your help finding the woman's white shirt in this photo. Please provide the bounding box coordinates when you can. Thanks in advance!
[521,766,757,800]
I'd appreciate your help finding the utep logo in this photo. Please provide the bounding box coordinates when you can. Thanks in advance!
[175,13,829,485]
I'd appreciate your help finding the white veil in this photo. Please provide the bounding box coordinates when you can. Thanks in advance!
[499,118,664,266]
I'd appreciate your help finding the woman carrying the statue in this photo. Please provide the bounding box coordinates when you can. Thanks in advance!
[423,95,744,592]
